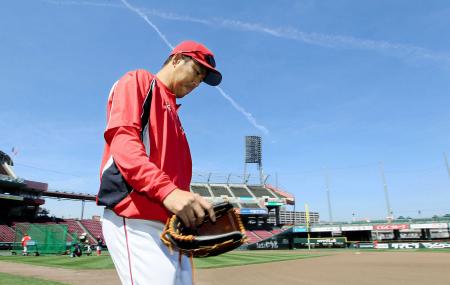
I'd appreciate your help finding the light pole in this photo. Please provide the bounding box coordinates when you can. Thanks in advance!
[444,152,450,186]
[323,167,333,223]
[379,161,393,220]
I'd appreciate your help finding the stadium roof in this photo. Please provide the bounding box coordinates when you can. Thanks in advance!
[42,190,96,201]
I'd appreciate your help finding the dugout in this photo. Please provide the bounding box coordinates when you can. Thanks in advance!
[341,225,373,242]
[246,229,293,250]
[293,237,347,248]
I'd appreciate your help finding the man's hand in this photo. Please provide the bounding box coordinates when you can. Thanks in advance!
[163,189,216,228]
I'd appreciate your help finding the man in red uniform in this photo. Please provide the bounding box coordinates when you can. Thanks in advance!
[21,233,31,256]
[97,40,221,285]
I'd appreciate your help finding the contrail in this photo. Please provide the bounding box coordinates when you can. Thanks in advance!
[135,8,450,65]
[43,0,450,65]
[120,0,173,49]
[43,0,269,134]
[43,0,123,8]
[218,20,450,64]
[140,8,212,25]
[119,0,268,134]
[215,87,269,135]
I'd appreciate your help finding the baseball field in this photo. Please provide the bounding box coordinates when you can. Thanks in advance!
[0,249,449,285]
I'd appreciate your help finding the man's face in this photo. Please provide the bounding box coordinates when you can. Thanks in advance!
[172,56,207,98]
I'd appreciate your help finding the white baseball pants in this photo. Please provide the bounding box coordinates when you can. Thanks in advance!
[102,209,193,285]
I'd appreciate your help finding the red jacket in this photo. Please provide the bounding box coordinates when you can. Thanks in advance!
[21,235,31,247]
[97,70,192,223]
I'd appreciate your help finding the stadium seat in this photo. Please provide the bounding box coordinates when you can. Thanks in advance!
[80,220,104,242]
[210,185,233,197]
[229,186,253,198]
[190,185,212,197]
[245,230,262,244]
[253,230,273,240]
[247,186,276,198]
[0,225,15,242]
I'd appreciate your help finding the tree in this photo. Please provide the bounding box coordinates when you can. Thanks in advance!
[37,207,50,217]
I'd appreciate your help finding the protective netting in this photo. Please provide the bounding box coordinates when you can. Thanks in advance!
[13,223,68,255]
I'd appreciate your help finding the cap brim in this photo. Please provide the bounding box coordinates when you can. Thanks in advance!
[204,70,222,86]
[191,57,222,86]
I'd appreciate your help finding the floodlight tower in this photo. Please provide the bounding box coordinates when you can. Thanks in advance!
[243,136,264,185]
[379,161,393,220]
[444,152,450,186]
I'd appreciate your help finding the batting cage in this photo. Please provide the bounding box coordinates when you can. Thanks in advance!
[13,223,68,255]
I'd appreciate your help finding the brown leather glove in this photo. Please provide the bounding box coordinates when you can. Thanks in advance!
[161,202,247,257]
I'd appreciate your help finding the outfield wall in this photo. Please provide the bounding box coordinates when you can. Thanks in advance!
[245,223,450,250]
[356,241,450,249]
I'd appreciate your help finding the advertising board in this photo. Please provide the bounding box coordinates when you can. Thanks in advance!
[341,225,373,231]
[376,242,450,249]
[265,201,284,206]
[358,243,374,248]
[311,226,341,232]
[410,223,448,229]
[373,224,408,230]
[293,226,307,233]
[239,208,268,215]
[247,237,291,250]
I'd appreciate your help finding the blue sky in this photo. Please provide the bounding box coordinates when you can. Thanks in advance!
[1,0,450,221]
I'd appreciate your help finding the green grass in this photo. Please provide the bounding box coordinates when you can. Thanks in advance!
[0,272,68,285]
[0,251,323,270]
[1,248,448,271]
[194,251,325,269]
[0,255,114,270]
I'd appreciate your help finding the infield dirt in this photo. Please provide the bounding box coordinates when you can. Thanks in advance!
[0,251,449,285]
[196,250,450,285]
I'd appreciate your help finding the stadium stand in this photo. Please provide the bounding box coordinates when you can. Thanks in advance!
[240,202,262,209]
[271,229,283,235]
[245,230,262,243]
[61,219,95,243]
[0,224,15,242]
[209,185,233,197]
[247,186,276,198]
[229,186,254,198]
[80,219,104,241]
[0,174,24,186]
[253,230,273,240]
[190,185,212,197]
[61,220,83,235]
[265,185,295,205]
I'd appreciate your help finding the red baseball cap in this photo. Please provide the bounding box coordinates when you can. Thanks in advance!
[170,40,222,86]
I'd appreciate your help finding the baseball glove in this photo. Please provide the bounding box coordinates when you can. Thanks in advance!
[161,202,247,257]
